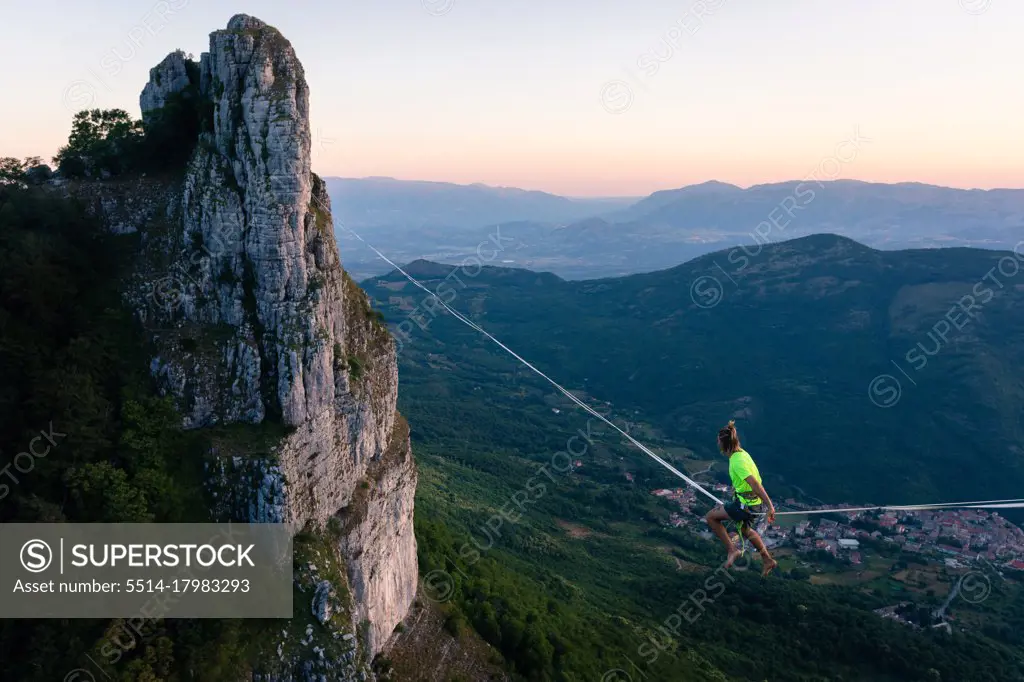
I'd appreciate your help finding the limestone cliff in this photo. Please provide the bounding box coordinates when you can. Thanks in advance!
[81,14,417,680]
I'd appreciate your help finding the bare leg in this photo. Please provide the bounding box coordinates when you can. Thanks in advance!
[706,507,742,567]
[741,526,778,576]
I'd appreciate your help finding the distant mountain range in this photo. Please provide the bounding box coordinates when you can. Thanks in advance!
[332,178,1024,282]
[362,234,1024,508]
[323,176,635,229]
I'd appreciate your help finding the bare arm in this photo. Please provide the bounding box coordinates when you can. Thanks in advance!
[745,475,775,522]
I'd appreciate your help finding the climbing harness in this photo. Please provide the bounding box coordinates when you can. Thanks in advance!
[730,496,768,556]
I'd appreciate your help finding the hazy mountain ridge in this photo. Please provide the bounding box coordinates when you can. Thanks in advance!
[612,179,1024,243]
[337,178,1024,282]
[324,176,636,229]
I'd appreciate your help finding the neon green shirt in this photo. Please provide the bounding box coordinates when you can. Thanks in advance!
[728,449,762,505]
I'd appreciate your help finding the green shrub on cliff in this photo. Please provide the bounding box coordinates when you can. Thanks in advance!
[54,108,144,178]
[54,77,209,179]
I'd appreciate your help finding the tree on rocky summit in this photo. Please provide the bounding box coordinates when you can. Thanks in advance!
[53,109,144,178]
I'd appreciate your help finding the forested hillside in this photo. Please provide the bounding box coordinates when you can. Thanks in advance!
[367,235,1024,507]
[361,236,1024,680]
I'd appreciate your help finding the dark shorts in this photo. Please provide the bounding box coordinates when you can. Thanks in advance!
[725,498,764,528]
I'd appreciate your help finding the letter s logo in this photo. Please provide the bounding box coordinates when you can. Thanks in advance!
[21,539,53,573]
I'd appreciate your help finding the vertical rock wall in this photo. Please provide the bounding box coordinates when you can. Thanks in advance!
[125,14,418,676]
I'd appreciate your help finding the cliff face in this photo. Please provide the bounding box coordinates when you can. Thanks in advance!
[85,14,417,679]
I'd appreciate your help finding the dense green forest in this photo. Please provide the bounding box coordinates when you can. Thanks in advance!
[363,253,1024,681]
[0,172,269,678]
[0,100,323,680]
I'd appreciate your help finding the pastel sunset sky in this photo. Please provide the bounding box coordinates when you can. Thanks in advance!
[1,0,1020,196]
